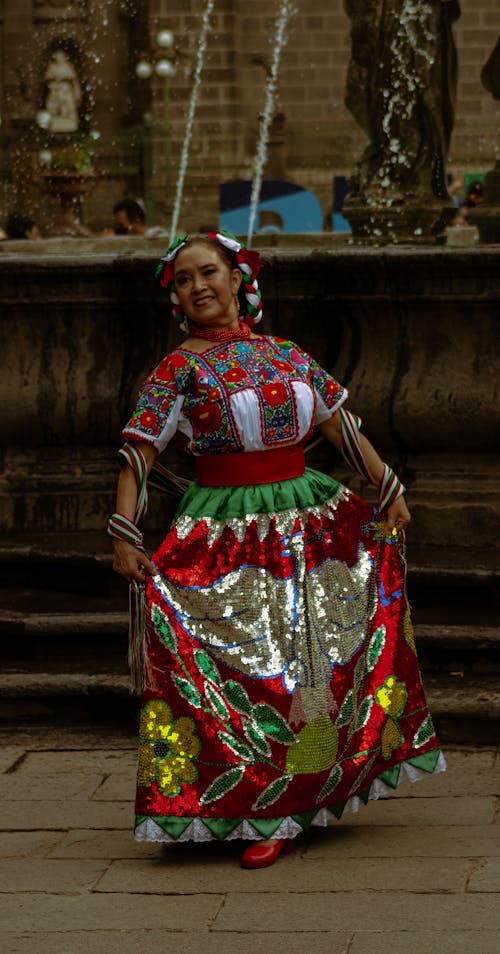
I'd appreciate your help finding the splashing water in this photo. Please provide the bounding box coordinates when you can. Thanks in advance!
[169,0,214,243]
[247,0,297,246]
[373,0,436,207]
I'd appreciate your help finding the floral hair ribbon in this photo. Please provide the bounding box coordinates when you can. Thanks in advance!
[155,229,263,328]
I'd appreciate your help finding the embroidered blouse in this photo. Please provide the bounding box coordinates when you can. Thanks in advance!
[122,336,347,456]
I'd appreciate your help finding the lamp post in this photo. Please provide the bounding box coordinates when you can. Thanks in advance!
[136,31,177,209]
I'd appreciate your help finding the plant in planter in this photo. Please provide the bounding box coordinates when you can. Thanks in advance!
[35,137,104,236]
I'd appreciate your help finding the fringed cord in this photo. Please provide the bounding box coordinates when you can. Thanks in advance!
[107,442,151,694]
[339,409,405,512]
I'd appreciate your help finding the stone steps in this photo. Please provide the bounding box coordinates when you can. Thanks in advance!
[0,532,498,740]
[0,670,498,744]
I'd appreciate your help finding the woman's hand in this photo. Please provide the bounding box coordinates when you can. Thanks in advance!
[112,539,155,583]
[384,495,411,536]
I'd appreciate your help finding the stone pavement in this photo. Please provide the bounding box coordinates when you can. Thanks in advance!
[0,726,499,954]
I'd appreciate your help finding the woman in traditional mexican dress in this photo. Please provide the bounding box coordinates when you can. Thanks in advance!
[109,230,445,869]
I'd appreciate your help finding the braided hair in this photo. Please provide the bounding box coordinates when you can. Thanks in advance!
[156,229,263,332]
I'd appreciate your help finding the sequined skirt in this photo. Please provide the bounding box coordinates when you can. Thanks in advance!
[135,467,444,844]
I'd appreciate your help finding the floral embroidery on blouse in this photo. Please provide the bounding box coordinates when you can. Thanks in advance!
[123,337,347,454]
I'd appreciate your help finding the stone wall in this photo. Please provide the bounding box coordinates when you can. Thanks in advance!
[0,239,498,548]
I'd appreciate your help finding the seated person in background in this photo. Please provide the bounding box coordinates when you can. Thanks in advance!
[451,179,484,228]
[5,213,41,240]
[100,198,168,238]
[465,180,483,209]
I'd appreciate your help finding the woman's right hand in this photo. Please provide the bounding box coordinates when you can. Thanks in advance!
[112,539,156,583]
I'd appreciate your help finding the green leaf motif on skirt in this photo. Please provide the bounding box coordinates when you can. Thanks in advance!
[200,766,245,805]
[151,604,177,652]
[413,714,435,748]
[355,694,373,731]
[222,679,253,716]
[205,682,230,720]
[316,763,343,803]
[336,688,354,727]
[366,625,386,672]
[403,609,417,654]
[251,774,292,810]
[194,650,221,686]
[354,653,366,692]
[252,703,297,743]
[218,731,254,761]
[244,722,271,757]
[172,673,202,709]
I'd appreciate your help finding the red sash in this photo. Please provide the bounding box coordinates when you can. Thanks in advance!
[195,446,306,487]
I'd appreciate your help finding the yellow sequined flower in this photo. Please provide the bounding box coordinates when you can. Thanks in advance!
[381,716,404,759]
[138,699,201,796]
[375,676,408,718]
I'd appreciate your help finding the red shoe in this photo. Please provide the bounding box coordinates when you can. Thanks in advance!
[241,837,295,869]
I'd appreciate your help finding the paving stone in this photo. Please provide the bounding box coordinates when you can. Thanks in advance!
[18,750,137,776]
[48,829,159,859]
[90,772,135,801]
[0,832,65,858]
[94,854,469,895]
[0,893,223,933]
[0,774,104,801]
[388,748,497,797]
[0,860,109,894]
[0,746,25,773]
[0,801,132,830]
[305,824,500,859]
[1,932,353,954]
[213,892,500,933]
[349,932,500,954]
[334,795,496,827]
[467,858,500,892]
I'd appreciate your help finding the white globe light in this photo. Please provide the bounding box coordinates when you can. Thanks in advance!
[157,30,174,49]
[155,59,176,78]
[36,110,51,130]
[136,59,153,80]
[38,149,52,167]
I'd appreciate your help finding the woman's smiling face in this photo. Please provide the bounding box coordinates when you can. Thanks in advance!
[173,241,242,329]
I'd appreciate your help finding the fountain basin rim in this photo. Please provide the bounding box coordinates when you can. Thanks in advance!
[1,235,500,264]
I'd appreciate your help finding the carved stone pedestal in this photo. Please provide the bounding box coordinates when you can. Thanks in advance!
[343,199,455,245]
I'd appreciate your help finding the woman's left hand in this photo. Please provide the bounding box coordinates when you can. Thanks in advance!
[384,496,411,536]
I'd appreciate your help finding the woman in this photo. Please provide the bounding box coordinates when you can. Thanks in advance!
[109,230,445,869]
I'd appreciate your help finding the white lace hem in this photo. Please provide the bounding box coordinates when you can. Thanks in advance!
[134,751,447,844]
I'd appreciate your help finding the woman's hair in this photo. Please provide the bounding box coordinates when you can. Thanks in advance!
[156,230,263,331]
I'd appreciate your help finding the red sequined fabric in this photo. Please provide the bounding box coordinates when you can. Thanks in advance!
[135,478,441,838]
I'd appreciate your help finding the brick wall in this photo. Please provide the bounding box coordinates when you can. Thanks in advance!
[151,0,500,232]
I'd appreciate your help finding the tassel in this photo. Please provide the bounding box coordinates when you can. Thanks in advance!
[128,581,146,694]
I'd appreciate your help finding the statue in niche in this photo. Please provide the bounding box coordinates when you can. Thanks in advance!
[44,50,81,133]
[344,0,461,206]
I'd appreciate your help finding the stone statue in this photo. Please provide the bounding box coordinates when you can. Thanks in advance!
[344,0,461,206]
[44,50,81,133]
[481,36,500,101]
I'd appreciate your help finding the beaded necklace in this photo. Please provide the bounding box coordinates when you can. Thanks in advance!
[188,319,251,343]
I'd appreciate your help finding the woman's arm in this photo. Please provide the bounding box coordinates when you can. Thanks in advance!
[319,412,411,534]
[111,441,158,583]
